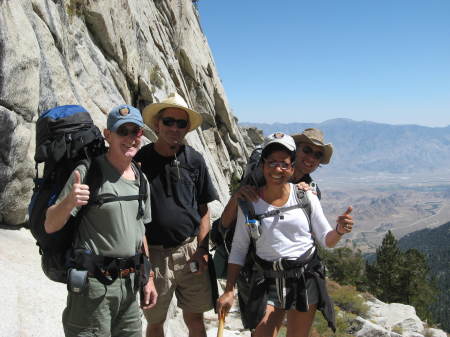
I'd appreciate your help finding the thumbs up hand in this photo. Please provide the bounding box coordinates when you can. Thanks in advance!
[336,206,353,234]
[70,170,90,207]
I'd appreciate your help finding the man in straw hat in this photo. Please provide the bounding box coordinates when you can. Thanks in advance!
[220,127,334,229]
[135,93,219,337]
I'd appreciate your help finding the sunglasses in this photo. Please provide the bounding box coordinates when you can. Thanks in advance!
[161,117,188,129]
[265,160,293,170]
[301,145,324,160]
[116,125,144,138]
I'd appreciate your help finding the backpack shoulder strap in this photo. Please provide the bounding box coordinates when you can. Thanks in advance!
[68,158,95,231]
[85,158,147,219]
[238,198,256,222]
[294,187,312,234]
[84,157,102,204]
[132,160,147,219]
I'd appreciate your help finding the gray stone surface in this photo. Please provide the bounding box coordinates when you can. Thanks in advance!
[0,228,249,337]
[366,298,425,335]
[0,0,254,227]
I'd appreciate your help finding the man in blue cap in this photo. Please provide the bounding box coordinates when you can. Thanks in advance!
[45,105,157,337]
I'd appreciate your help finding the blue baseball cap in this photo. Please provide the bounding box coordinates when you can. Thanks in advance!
[107,105,144,131]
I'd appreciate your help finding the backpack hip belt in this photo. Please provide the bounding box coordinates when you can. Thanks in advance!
[255,254,314,279]
[70,249,151,287]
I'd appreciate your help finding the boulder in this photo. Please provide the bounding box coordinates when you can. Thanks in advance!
[352,316,403,337]
[366,298,424,336]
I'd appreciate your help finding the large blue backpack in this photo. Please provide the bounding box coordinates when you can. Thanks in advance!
[28,105,106,282]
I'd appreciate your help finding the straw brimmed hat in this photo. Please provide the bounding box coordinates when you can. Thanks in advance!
[142,93,202,132]
[292,128,333,164]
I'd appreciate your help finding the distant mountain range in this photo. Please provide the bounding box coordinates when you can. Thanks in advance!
[240,119,450,176]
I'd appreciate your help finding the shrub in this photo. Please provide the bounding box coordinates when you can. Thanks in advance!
[392,325,403,335]
[327,283,369,317]
[150,65,164,89]
[313,306,356,337]
[67,0,88,17]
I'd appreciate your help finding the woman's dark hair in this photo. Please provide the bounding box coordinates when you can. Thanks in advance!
[261,143,296,163]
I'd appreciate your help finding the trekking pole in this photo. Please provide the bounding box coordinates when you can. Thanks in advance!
[217,310,225,337]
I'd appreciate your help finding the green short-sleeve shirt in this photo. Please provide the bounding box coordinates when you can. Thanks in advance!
[57,155,151,257]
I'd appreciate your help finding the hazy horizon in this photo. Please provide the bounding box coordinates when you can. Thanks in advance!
[199,1,450,128]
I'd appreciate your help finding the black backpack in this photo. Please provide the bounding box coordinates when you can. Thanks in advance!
[27,105,146,284]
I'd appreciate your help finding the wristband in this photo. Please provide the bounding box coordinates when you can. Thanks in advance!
[335,224,345,236]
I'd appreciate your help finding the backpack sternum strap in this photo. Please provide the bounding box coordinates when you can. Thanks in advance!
[93,194,146,207]
[256,203,304,221]
[86,159,147,219]
[253,187,311,222]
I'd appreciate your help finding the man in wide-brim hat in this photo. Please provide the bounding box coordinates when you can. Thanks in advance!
[142,92,203,133]
[291,128,333,186]
[220,127,334,230]
[135,93,219,337]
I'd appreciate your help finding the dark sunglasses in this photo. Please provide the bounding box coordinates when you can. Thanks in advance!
[116,125,144,137]
[161,117,188,129]
[301,145,324,160]
[265,160,293,170]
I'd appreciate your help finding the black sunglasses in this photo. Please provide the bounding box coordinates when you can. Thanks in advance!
[161,117,188,129]
[301,145,324,160]
[116,125,144,137]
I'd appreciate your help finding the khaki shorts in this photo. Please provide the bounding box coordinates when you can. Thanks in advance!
[143,238,213,324]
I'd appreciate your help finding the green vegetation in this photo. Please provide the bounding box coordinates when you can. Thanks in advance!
[320,246,368,291]
[312,306,357,337]
[366,230,437,323]
[150,65,164,89]
[228,174,241,195]
[315,228,446,334]
[67,0,88,17]
[327,282,369,317]
[398,222,450,332]
[392,325,403,335]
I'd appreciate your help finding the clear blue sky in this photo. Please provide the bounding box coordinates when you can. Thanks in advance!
[198,0,450,127]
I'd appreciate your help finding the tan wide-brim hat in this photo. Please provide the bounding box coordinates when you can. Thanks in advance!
[292,128,333,164]
[142,93,203,132]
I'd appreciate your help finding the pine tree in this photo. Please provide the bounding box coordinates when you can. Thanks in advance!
[398,249,437,321]
[366,231,437,321]
[366,230,403,302]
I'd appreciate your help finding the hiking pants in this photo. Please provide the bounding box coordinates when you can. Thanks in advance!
[62,273,141,337]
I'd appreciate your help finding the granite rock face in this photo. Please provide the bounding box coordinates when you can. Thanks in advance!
[0,0,253,225]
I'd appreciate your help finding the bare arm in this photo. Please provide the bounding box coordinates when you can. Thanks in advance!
[220,195,239,229]
[141,235,157,309]
[189,203,211,273]
[325,206,353,247]
[216,263,242,316]
[44,170,89,234]
[220,185,259,229]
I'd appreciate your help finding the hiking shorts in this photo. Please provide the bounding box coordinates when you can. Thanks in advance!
[143,238,213,324]
[266,277,319,310]
[62,274,141,337]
